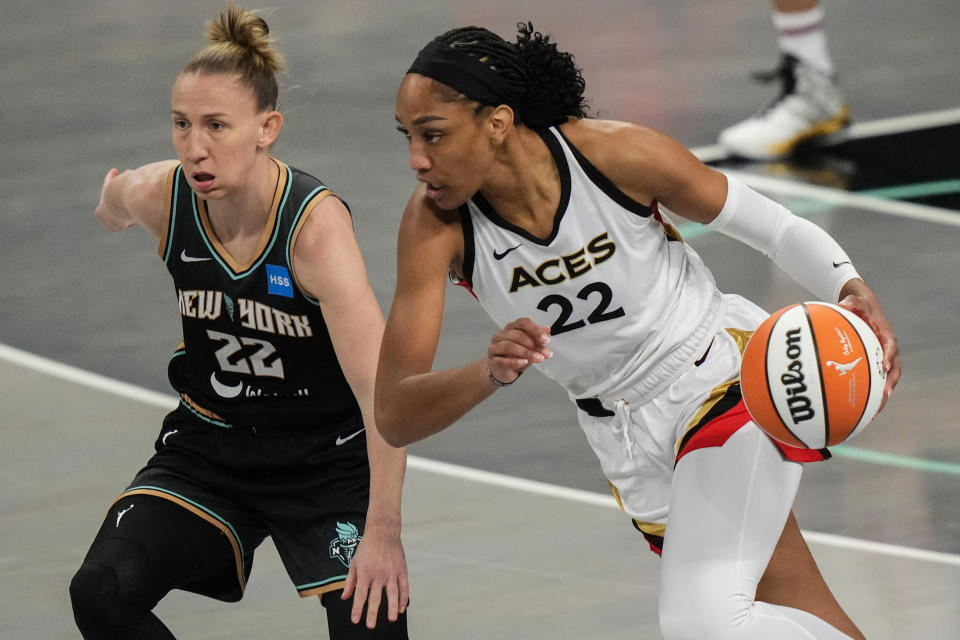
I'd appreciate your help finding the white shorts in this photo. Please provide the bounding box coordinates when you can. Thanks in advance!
[574,293,827,533]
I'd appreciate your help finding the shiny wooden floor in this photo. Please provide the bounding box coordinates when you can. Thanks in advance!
[2,1,958,637]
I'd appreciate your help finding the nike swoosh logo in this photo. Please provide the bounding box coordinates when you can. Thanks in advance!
[693,338,715,367]
[181,249,212,262]
[493,244,521,260]
[210,372,243,398]
[161,429,179,445]
[832,260,851,268]
[335,427,366,446]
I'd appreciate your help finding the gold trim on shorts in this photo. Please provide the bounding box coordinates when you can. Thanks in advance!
[113,488,246,594]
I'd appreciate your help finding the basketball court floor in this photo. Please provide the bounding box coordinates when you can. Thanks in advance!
[2,1,958,638]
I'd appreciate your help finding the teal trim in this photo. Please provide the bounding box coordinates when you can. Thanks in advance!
[860,178,960,201]
[162,166,182,263]
[674,196,851,234]
[676,221,709,239]
[285,178,329,307]
[193,192,233,275]
[675,177,960,240]
[124,485,246,558]
[832,445,960,476]
[192,163,294,281]
[296,574,348,591]
[178,397,233,429]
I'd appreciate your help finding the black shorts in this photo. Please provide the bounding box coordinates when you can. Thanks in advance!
[116,404,371,601]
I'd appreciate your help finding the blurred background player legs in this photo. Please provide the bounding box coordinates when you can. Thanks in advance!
[718,0,850,160]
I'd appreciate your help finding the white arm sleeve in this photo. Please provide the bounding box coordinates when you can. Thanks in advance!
[704,174,860,303]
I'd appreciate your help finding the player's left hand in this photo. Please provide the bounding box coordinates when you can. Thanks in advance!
[838,280,901,412]
[341,522,409,629]
[487,317,552,385]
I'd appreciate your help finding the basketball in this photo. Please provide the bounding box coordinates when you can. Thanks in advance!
[740,302,886,449]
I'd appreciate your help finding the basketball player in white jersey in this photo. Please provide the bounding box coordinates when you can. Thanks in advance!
[377,23,900,640]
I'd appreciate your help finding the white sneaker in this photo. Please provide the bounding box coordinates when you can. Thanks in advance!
[718,54,850,160]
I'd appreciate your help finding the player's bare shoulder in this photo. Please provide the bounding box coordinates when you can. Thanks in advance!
[399,184,463,251]
[558,118,672,204]
[293,192,352,252]
[130,160,180,216]
[290,192,367,304]
[560,118,666,164]
[398,184,466,280]
[97,160,179,237]
[401,184,460,231]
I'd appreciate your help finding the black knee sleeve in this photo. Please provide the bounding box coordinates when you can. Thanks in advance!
[69,494,234,639]
[69,553,176,640]
[321,590,410,640]
[70,560,123,632]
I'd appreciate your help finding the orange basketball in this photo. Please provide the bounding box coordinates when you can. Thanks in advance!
[740,302,886,449]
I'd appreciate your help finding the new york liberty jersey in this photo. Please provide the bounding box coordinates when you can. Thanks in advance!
[158,158,359,429]
[460,127,724,402]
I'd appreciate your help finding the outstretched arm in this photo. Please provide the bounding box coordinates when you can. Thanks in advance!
[94,161,178,239]
[292,194,408,629]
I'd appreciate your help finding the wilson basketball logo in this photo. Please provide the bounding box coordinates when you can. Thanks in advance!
[740,302,885,449]
[781,327,815,425]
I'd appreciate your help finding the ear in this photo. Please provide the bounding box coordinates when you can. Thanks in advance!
[258,110,284,149]
[487,104,515,145]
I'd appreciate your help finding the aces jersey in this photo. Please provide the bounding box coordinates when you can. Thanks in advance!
[460,127,725,403]
[158,158,360,430]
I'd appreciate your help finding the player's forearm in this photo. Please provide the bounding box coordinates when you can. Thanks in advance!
[375,359,495,447]
[363,415,406,528]
[706,174,859,302]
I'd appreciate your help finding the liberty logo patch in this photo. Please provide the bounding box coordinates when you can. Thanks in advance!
[266,264,294,298]
[329,521,362,568]
[224,294,236,322]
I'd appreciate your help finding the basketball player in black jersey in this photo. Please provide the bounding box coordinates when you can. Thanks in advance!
[69,8,409,639]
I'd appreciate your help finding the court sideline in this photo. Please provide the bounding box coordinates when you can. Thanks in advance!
[2,346,959,638]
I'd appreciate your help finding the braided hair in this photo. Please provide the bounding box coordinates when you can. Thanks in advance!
[411,23,588,129]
